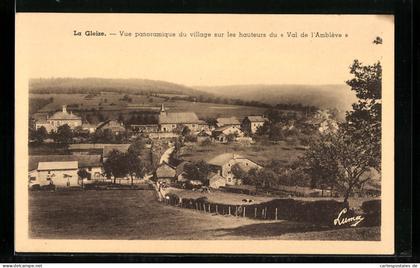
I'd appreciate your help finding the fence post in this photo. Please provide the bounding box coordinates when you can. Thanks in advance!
[275,208,278,220]
[243,207,246,217]
[235,206,238,217]
[208,204,211,213]
[196,202,198,210]
[264,207,267,219]
[254,207,257,218]
[216,205,218,214]
[228,206,231,215]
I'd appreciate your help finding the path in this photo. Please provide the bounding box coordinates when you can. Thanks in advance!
[159,146,174,164]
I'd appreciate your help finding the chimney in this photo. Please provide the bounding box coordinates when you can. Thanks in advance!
[62,105,67,113]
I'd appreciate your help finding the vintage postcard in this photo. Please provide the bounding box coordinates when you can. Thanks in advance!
[15,13,394,254]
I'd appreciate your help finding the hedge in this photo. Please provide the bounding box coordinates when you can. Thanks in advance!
[164,194,347,226]
[361,199,381,226]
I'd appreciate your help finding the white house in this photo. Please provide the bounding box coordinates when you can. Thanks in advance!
[29,155,103,186]
[36,161,79,187]
[35,105,82,132]
[241,115,267,134]
[158,104,208,133]
[215,117,241,128]
[207,153,262,186]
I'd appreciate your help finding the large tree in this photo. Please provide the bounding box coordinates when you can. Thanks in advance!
[54,124,73,144]
[184,161,212,184]
[103,150,128,184]
[77,168,90,188]
[302,130,376,204]
[31,126,48,143]
[301,60,382,204]
[124,151,147,186]
[345,60,382,172]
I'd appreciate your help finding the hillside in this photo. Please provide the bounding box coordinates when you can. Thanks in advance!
[29,78,207,96]
[30,79,358,119]
[196,84,357,114]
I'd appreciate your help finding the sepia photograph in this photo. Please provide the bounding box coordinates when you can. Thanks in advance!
[15,14,394,254]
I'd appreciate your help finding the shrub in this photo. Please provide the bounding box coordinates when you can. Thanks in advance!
[361,199,381,214]
[248,199,346,225]
[196,196,208,203]
[184,134,197,143]
[30,184,41,191]
[361,199,381,226]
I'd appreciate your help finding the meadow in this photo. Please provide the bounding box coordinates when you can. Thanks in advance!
[29,189,379,240]
[30,92,269,123]
[179,140,305,166]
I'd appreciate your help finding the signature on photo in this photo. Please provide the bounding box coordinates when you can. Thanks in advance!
[333,208,365,227]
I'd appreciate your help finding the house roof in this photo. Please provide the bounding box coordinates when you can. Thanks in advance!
[81,123,96,129]
[69,143,131,150]
[35,119,48,124]
[197,130,211,136]
[48,110,81,121]
[156,162,176,178]
[216,117,240,126]
[37,161,78,171]
[29,155,102,171]
[97,120,125,130]
[103,144,131,158]
[208,172,224,181]
[214,125,241,132]
[246,116,266,122]
[207,153,263,168]
[175,161,190,177]
[207,153,245,166]
[159,112,202,124]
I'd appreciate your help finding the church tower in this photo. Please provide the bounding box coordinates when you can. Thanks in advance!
[160,103,167,116]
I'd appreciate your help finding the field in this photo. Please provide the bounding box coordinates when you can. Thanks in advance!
[29,93,269,123]
[29,190,379,240]
[179,141,304,166]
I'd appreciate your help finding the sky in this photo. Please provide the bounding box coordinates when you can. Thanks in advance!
[16,14,393,87]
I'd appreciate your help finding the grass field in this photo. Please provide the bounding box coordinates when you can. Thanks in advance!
[179,141,304,166]
[30,93,269,122]
[29,190,379,240]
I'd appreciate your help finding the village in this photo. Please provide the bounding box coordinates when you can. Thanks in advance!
[29,102,346,195]
[27,92,380,240]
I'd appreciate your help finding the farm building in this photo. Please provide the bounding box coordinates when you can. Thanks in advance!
[212,126,244,143]
[29,155,103,186]
[155,162,176,184]
[35,105,82,132]
[215,117,241,128]
[96,120,126,135]
[158,104,208,133]
[304,110,339,134]
[207,153,262,186]
[35,161,79,187]
[241,115,267,134]
[208,172,226,189]
[197,130,212,143]
[175,161,190,182]
[68,143,128,155]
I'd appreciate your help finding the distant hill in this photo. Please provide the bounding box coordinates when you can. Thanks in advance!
[196,84,357,115]
[29,78,207,96]
[30,78,358,119]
